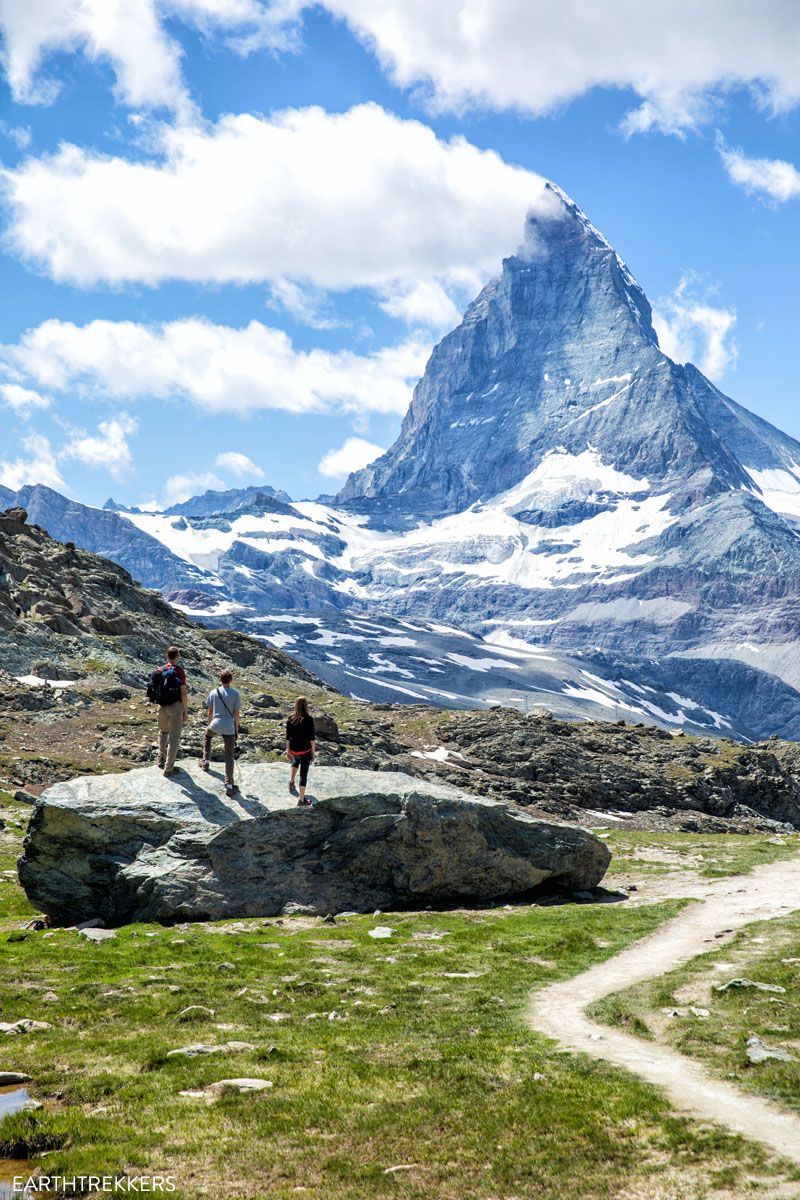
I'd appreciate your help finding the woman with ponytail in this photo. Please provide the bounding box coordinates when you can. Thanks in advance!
[286,695,316,806]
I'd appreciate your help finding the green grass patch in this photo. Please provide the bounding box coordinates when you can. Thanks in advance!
[0,793,36,922]
[2,801,797,1196]
[603,830,799,881]
[0,899,792,1199]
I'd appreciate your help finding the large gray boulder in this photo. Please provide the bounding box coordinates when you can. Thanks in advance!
[18,763,610,926]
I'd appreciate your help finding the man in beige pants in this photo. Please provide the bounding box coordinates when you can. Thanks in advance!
[155,646,188,776]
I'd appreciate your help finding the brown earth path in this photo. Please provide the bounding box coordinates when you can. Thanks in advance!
[528,853,800,1165]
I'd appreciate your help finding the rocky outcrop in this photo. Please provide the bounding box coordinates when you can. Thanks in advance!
[408,709,800,832]
[314,711,340,742]
[18,763,610,925]
[0,512,322,686]
[4,483,204,593]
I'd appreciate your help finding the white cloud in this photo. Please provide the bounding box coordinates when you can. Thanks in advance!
[0,103,555,295]
[215,450,266,479]
[718,141,800,203]
[0,413,139,491]
[0,0,292,117]
[0,382,50,415]
[653,277,738,381]
[273,1,800,135]
[267,278,340,330]
[318,437,385,479]
[60,414,137,480]
[1,316,431,417]
[160,470,226,507]
[141,451,267,509]
[0,431,65,491]
[0,0,193,116]
[0,119,31,149]
[378,279,463,331]
[5,1,800,141]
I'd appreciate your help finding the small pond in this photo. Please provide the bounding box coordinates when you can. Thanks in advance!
[0,1086,32,1199]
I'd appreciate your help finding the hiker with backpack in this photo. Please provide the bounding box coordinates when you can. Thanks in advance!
[200,669,241,797]
[286,695,316,806]
[148,646,188,777]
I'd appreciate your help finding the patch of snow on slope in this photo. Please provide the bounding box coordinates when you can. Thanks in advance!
[664,691,730,728]
[564,597,693,625]
[591,374,633,388]
[340,673,430,701]
[307,629,365,647]
[446,652,521,673]
[246,614,321,625]
[745,464,800,526]
[493,447,649,514]
[561,683,621,709]
[366,653,415,678]
[564,381,633,426]
[482,630,554,658]
[427,623,475,639]
[122,511,232,570]
[15,674,78,688]
[172,599,247,618]
[261,632,296,649]
[123,507,337,571]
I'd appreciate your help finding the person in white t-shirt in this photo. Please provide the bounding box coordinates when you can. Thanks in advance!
[200,669,241,796]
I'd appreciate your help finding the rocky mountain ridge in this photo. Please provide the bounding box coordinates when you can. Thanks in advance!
[0,504,319,688]
[6,185,800,738]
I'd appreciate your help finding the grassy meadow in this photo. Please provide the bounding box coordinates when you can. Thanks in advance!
[2,791,800,1197]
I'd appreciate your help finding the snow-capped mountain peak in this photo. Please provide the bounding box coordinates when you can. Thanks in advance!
[10,190,800,739]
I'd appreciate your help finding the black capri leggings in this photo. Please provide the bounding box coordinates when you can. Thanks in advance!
[291,753,311,786]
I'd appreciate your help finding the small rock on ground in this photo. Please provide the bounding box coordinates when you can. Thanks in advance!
[746,1037,796,1064]
[714,978,786,994]
[207,1078,272,1094]
[0,1019,51,1035]
[177,1006,216,1021]
[167,1041,256,1058]
[179,1077,272,1100]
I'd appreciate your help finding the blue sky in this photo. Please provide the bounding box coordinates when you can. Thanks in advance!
[0,1,799,509]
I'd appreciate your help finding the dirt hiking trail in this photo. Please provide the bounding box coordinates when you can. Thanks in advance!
[528,853,800,1165]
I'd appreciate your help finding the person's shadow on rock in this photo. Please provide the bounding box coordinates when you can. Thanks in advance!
[168,773,263,825]
[234,791,273,817]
